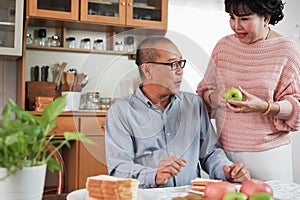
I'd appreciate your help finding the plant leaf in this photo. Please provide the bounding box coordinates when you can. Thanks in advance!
[47,157,63,172]
[41,95,66,122]
[1,102,12,127]
[64,132,93,144]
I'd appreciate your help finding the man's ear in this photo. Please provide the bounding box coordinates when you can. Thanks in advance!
[141,64,152,79]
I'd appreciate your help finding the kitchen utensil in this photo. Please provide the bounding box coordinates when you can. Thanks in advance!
[66,72,75,91]
[73,73,82,92]
[81,75,89,88]
[41,66,49,82]
[56,62,67,90]
[41,66,46,81]
[34,66,39,81]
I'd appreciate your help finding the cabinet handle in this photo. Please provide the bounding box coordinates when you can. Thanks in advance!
[121,2,126,6]
[128,3,133,6]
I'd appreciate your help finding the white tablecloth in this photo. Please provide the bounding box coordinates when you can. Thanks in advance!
[67,180,300,200]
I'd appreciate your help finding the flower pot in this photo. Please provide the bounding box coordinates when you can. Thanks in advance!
[0,164,47,200]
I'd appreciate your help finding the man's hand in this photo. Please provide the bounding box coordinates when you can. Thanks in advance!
[155,156,186,186]
[223,161,250,183]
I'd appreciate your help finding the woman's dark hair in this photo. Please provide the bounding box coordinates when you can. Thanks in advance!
[224,0,285,25]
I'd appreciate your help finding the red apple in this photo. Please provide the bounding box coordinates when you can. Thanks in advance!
[204,181,236,200]
[240,179,273,197]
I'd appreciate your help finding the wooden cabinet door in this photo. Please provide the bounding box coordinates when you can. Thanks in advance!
[77,116,107,189]
[80,0,126,25]
[0,0,24,57]
[27,0,79,21]
[77,136,108,189]
[126,0,168,29]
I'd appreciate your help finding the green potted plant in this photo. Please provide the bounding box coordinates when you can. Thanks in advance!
[0,95,92,200]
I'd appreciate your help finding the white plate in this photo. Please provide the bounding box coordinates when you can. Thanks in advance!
[67,189,89,200]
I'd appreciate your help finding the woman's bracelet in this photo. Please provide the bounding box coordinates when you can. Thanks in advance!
[262,100,272,115]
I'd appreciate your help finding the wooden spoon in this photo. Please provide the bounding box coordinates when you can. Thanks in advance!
[66,72,75,91]
[73,73,85,92]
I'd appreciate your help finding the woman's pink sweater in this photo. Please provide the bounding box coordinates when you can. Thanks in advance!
[197,35,300,152]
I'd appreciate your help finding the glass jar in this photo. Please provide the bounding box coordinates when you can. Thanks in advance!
[66,37,76,48]
[125,36,134,52]
[26,33,33,45]
[85,92,100,110]
[37,28,47,46]
[115,41,124,51]
[80,38,91,50]
[99,97,112,110]
[50,35,60,47]
[93,39,104,50]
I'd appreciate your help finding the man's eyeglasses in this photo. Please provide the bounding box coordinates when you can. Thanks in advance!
[145,59,186,71]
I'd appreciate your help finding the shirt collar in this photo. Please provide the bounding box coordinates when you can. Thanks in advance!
[135,84,180,108]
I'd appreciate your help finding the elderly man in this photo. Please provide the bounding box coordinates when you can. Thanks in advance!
[105,36,250,188]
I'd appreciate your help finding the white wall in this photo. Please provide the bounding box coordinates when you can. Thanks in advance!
[166,0,300,183]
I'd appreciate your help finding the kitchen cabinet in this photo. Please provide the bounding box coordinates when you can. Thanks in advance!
[0,0,23,58]
[25,0,167,52]
[41,112,107,192]
[80,0,168,29]
[27,0,79,21]
[27,0,167,29]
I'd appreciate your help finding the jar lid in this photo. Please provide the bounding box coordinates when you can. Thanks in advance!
[52,35,59,40]
[87,92,100,96]
[95,39,103,43]
[66,37,76,41]
[82,38,91,42]
[38,29,46,38]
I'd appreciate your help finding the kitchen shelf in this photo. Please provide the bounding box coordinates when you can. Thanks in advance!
[26,45,136,55]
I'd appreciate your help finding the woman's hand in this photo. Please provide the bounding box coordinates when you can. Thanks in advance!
[226,87,268,113]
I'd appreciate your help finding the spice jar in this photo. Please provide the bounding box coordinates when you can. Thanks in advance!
[50,35,61,47]
[80,38,91,50]
[66,37,76,48]
[85,92,100,110]
[93,39,104,50]
[115,41,124,51]
[99,97,112,110]
[26,33,33,45]
[37,28,47,46]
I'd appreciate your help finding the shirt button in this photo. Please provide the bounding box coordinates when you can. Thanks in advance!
[166,132,170,136]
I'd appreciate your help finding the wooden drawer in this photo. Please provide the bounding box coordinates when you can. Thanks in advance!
[80,117,106,136]
[50,116,79,137]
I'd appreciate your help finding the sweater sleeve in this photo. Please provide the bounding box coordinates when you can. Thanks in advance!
[273,41,300,131]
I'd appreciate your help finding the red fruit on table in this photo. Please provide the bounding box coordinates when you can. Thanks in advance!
[204,181,236,200]
[240,179,273,197]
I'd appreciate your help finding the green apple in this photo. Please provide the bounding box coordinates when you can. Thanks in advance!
[225,87,243,101]
[223,191,247,200]
[249,192,274,200]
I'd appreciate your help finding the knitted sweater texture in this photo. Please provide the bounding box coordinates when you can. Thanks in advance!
[197,34,300,152]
